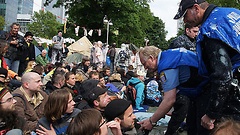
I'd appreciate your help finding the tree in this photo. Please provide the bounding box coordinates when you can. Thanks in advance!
[44,0,167,48]
[0,16,5,30]
[27,10,62,39]
[207,0,240,9]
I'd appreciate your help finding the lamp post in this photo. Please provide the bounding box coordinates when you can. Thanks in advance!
[103,15,113,45]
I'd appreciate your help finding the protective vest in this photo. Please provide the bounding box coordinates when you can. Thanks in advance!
[158,48,207,97]
[197,7,240,76]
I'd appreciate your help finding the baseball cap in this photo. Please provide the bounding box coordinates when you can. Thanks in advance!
[174,0,205,19]
[84,86,107,103]
[0,87,9,100]
[104,99,131,121]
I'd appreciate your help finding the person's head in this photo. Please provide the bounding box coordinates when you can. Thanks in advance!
[109,73,122,82]
[52,70,66,88]
[97,41,103,48]
[10,23,20,35]
[139,46,161,72]
[0,39,9,56]
[44,89,75,123]
[24,31,33,43]
[174,0,209,27]
[98,73,106,88]
[32,64,44,76]
[84,86,111,111]
[75,73,84,82]
[89,71,100,80]
[185,23,199,39]
[136,70,146,81]
[81,56,90,66]
[65,72,76,87]
[103,67,111,77]
[0,87,16,110]
[58,30,62,37]
[21,72,43,92]
[26,61,37,70]
[41,49,47,57]
[128,65,134,71]
[67,108,108,135]
[212,118,240,135]
[104,99,136,130]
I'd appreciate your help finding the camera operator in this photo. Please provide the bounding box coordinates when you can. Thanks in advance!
[18,31,36,76]
[3,23,24,74]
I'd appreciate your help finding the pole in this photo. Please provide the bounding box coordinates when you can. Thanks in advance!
[106,21,109,46]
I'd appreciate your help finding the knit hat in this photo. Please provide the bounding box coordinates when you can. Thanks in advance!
[174,0,206,19]
[0,68,8,79]
[81,79,99,94]
[0,87,9,100]
[104,99,131,121]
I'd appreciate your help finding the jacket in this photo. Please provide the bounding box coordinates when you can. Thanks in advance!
[196,5,240,120]
[12,87,48,132]
[169,34,196,52]
[37,108,81,135]
[127,77,145,108]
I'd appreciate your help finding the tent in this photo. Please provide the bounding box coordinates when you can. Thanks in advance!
[65,53,83,64]
[67,36,93,57]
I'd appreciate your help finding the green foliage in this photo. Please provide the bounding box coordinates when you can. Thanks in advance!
[207,0,240,9]
[27,10,62,39]
[44,0,167,49]
[0,16,5,30]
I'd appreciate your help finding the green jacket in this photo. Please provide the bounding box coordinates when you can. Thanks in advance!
[36,54,49,66]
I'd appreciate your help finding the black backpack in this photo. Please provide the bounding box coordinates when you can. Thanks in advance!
[125,81,141,106]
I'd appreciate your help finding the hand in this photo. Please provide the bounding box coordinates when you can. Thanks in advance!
[36,124,56,135]
[106,121,122,135]
[138,118,153,130]
[62,48,65,53]
[201,114,215,130]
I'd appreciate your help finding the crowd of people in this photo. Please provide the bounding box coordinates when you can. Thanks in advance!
[0,0,240,135]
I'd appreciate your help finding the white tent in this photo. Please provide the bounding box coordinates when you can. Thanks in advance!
[67,36,93,57]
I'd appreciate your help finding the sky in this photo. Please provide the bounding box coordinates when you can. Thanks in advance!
[149,0,180,40]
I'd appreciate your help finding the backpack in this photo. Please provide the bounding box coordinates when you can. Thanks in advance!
[119,50,128,62]
[125,81,141,106]
[144,80,162,106]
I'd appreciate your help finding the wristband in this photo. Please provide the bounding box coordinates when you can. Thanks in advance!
[149,117,157,126]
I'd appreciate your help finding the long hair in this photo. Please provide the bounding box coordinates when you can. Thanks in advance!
[67,108,102,135]
[44,89,71,123]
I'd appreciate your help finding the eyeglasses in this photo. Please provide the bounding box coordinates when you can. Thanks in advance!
[0,97,14,104]
[99,118,107,127]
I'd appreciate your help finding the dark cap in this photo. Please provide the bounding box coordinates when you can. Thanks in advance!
[84,86,107,103]
[104,99,131,121]
[174,0,205,19]
[0,68,8,79]
[24,31,34,38]
[81,79,99,93]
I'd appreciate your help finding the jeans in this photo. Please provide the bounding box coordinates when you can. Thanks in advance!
[4,58,20,73]
[6,129,22,135]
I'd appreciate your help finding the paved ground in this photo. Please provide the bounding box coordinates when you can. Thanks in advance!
[145,107,187,135]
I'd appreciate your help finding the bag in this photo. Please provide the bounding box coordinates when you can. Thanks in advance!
[106,56,111,66]
[126,81,141,105]
[144,80,162,106]
[119,50,128,62]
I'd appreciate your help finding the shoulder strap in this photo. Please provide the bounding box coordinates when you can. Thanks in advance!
[12,93,27,110]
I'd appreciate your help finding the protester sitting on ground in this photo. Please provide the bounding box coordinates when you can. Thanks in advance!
[89,70,100,80]
[104,99,143,135]
[75,56,92,81]
[126,65,135,80]
[67,108,122,135]
[12,72,48,132]
[126,70,146,110]
[108,73,126,92]
[83,86,111,116]
[31,64,44,77]
[24,60,37,73]
[116,68,128,85]
[36,89,81,135]
[45,69,66,94]
[36,49,49,66]
[63,72,80,98]
[0,87,24,135]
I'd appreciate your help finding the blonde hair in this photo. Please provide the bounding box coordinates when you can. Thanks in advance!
[139,46,161,62]
[212,118,240,135]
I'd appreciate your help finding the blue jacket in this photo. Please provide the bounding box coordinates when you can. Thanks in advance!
[127,77,145,108]
[197,7,240,75]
